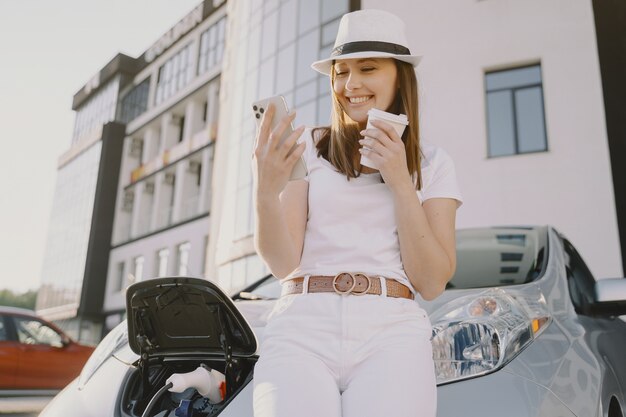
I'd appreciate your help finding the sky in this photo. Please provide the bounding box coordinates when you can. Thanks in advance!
[0,0,204,293]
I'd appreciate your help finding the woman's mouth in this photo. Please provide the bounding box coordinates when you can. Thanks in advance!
[348,95,373,105]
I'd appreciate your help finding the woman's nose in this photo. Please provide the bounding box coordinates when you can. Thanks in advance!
[345,72,362,90]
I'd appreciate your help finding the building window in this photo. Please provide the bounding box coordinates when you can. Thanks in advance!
[485,64,548,157]
[133,256,144,282]
[72,76,120,144]
[155,43,194,105]
[198,17,227,75]
[119,78,150,124]
[157,248,169,277]
[114,261,125,292]
[176,242,191,276]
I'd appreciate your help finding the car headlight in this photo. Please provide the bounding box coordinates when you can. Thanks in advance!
[430,287,550,385]
[77,321,128,389]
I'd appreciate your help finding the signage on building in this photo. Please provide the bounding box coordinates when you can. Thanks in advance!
[145,3,204,63]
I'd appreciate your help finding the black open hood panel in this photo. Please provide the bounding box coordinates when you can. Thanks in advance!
[126,277,257,358]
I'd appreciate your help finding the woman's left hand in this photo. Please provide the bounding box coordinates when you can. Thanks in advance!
[359,119,413,192]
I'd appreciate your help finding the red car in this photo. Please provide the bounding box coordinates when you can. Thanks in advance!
[0,306,94,392]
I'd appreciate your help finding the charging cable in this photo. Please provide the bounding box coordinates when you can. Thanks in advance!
[141,382,174,417]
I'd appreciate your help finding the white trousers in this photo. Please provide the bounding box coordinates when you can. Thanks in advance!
[253,279,436,417]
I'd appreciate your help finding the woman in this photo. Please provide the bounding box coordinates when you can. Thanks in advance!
[251,9,462,417]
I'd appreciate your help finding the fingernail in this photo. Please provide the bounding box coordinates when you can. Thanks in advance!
[360,130,365,135]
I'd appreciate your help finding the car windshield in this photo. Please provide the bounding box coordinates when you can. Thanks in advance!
[243,227,548,298]
[449,227,547,289]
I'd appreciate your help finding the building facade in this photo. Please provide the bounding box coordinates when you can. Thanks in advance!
[206,0,357,292]
[39,0,625,342]
[362,0,624,280]
[102,1,227,332]
[36,55,138,344]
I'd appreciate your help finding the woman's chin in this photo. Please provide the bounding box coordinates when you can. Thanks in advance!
[344,112,368,126]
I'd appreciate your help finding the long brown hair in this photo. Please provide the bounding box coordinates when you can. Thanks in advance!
[312,59,423,189]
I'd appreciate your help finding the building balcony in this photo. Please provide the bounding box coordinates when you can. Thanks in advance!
[180,195,201,221]
[156,206,174,229]
[129,123,216,185]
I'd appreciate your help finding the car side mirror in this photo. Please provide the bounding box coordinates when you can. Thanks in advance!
[587,278,626,317]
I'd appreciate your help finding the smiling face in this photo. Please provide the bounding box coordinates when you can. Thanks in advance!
[332,58,399,127]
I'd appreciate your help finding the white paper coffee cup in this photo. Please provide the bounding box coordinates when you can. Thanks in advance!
[360,108,409,169]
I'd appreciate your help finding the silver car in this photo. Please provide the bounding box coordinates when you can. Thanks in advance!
[40,226,626,417]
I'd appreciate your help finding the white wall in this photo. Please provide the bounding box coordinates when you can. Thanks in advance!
[103,216,210,314]
[365,0,622,278]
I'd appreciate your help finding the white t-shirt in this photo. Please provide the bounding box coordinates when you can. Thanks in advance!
[283,128,463,295]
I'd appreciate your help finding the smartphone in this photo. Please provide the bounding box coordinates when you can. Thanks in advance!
[252,95,308,181]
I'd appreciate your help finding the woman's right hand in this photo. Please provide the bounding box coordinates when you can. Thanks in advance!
[252,103,306,197]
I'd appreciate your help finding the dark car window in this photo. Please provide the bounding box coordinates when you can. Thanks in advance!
[14,317,64,348]
[0,317,7,341]
[247,277,282,299]
[447,227,548,289]
[562,238,595,312]
[244,228,549,295]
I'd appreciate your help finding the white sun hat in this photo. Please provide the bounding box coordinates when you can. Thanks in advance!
[311,9,422,76]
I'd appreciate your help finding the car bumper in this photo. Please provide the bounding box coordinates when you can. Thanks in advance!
[438,369,576,417]
[38,355,131,417]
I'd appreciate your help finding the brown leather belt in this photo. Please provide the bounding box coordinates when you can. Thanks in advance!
[282,273,415,300]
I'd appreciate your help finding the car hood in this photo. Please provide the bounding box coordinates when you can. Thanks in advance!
[126,277,258,358]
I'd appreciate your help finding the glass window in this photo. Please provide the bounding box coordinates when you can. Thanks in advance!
[485,64,547,157]
[321,0,347,23]
[133,256,144,282]
[71,76,120,144]
[321,18,340,46]
[448,228,547,289]
[231,258,247,291]
[119,78,150,124]
[295,80,317,106]
[261,10,278,60]
[177,242,191,276]
[276,45,296,95]
[258,58,276,99]
[14,317,64,348]
[201,235,209,275]
[157,249,169,277]
[563,238,595,312]
[235,187,251,238]
[0,317,7,341]
[246,25,262,73]
[246,254,269,285]
[296,29,319,85]
[516,87,547,153]
[156,43,195,105]
[316,93,331,125]
[114,261,125,292]
[218,263,232,290]
[37,141,102,313]
[298,0,320,35]
[231,0,350,242]
[295,99,317,127]
[198,17,227,76]
[278,0,297,47]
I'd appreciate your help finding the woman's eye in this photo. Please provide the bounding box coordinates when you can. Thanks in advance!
[361,67,375,72]
[335,71,347,76]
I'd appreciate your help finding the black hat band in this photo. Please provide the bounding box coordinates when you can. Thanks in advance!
[331,41,411,57]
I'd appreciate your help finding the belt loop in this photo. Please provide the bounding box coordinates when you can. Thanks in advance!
[379,276,388,297]
[302,274,311,294]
